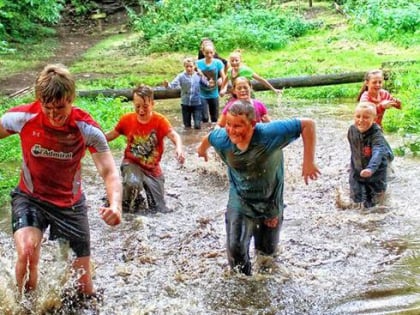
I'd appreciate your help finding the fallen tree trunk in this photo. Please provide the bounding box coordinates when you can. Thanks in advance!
[77,71,367,100]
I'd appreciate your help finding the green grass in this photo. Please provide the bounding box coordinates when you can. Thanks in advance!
[0,38,58,77]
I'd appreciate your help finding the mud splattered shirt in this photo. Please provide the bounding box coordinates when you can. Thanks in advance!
[208,119,301,218]
[0,101,109,207]
[114,112,171,177]
[347,123,388,182]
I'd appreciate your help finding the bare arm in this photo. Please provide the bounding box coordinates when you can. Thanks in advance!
[166,128,185,164]
[219,76,229,96]
[217,113,227,127]
[252,73,282,94]
[105,130,120,142]
[197,135,211,162]
[260,114,271,123]
[0,121,11,139]
[92,151,122,226]
[300,118,321,184]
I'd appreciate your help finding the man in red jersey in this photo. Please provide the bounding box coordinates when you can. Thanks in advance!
[0,64,122,297]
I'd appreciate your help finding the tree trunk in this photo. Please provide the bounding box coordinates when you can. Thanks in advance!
[77,72,367,100]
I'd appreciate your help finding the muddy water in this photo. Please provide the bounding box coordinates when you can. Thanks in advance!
[0,97,419,314]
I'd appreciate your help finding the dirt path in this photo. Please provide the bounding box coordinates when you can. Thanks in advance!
[0,12,127,96]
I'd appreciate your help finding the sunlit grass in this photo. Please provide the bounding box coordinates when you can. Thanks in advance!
[0,38,58,77]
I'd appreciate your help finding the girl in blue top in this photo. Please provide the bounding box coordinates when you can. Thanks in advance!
[196,43,226,123]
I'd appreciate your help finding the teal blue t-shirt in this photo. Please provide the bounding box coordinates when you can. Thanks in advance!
[208,119,301,218]
[196,58,224,99]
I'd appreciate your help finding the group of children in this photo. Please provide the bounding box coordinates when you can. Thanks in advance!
[164,38,280,130]
[348,69,401,209]
[163,38,401,210]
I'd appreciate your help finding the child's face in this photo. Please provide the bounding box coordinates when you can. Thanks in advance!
[184,62,195,75]
[233,80,251,100]
[229,56,241,69]
[225,113,254,146]
[133,94,154,121]
[203,46,215,59]
[354,107,375,133]
[41,99,72,127]
[366,74,384,93]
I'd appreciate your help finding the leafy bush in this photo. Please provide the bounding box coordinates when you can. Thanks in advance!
[0,0,65,47]
[344,0,419,45]
[127,0,318,53]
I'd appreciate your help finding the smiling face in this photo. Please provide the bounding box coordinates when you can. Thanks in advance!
[232,77,252,100]
[229,54,241,70]
[133,93,154,123]
[41,99,72,127]
[225,112,254,148]
[366,73,384,95]
[354,103,376,133]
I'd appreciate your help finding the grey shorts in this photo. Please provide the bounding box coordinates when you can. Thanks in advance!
[11,188,90,257]
[121,163,168,212]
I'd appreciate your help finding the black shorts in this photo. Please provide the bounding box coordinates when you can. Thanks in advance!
[11,189,90,257]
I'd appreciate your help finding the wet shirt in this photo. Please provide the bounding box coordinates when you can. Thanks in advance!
[359,89,401,127]
[222,99,268,123]
[347,123,388,182]
[167,71,201,106]
[0,101,109,207]
[114,112,171,177]
[196,58,224,99]
[208,119,301,218]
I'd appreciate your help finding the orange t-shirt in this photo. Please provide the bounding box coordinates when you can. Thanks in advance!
[115,112,171,177]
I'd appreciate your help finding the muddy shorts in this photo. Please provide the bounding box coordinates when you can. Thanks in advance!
[11,188,90,257]
[121,163,168,212]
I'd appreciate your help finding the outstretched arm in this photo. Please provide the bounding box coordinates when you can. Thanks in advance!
[92,151,122,226]
[167,129,185,164]
[197,135,211,162]
[105,130,120,142]
[300,118,321,184]
[253,73,282,94]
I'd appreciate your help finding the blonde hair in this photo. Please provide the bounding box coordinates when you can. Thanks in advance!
[35,64,75,105]
[357,69,384,101]
[183,57,195,65]
[229,49,242,60]
[356,102,377,116]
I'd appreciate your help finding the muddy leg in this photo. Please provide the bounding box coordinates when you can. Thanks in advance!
[225,209,254,275]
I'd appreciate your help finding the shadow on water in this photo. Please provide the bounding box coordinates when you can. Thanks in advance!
[0,97,419,314]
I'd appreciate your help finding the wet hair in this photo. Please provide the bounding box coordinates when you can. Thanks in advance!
[133,85,154,100]
[356,102,377,116]
[227,99,256,121]
[357,69,384,101]
[35,64,75,105]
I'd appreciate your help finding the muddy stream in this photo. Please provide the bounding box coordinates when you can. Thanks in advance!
[0,97,419,314]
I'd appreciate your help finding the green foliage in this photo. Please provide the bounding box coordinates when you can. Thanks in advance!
[344,0,419,45]
[0,0,65,47]
[75,96,131,150]
[128,0,318,53]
